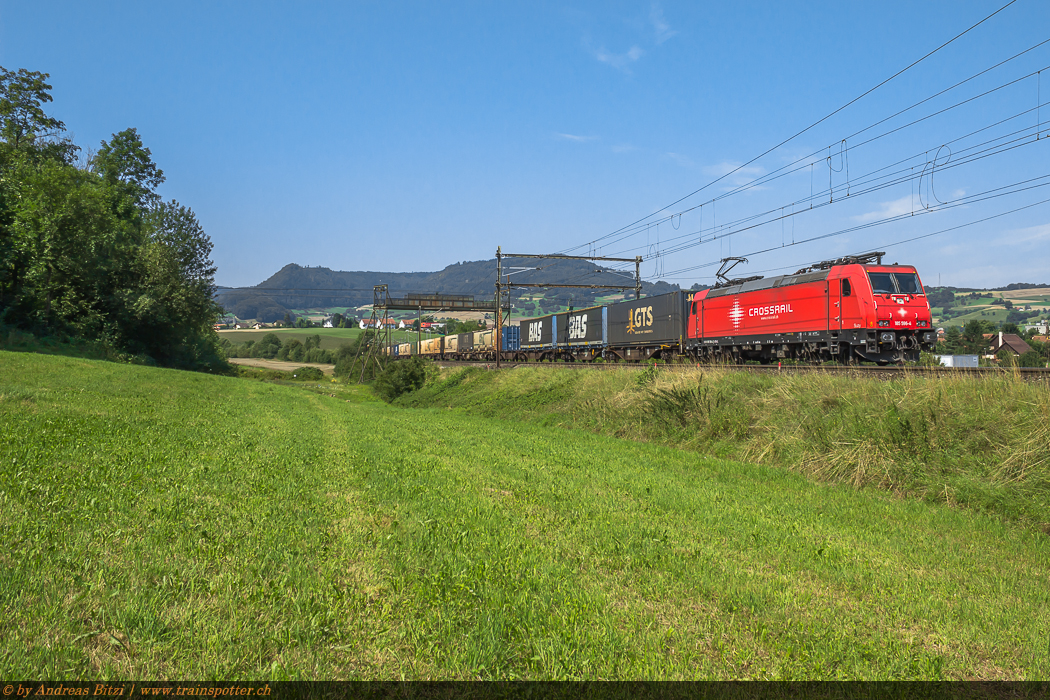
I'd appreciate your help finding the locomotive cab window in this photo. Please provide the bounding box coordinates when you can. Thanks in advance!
[841,279,852,297]
[868,271,923,295]
[868,272,895,294]
[894,273,923,295]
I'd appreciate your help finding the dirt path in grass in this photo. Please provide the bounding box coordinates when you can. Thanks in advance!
[229,357,336,376]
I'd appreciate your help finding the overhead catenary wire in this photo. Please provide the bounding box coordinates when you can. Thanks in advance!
[660,192,1050,284]
[577,61,1050,261]
[583,107,1049,268]
[556,0,1021,256]
[657,174,1050,278]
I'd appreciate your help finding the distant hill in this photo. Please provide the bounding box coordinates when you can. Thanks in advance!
[217,259,684,322]
[928,282,1050,294]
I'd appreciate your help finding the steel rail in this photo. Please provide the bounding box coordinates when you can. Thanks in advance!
[431,360,1050,381]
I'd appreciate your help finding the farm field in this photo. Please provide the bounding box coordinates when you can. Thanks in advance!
[2,352,1049,679]
[939,307,1010,326]
[227,357,336,376]
[932,289,1050,327]
[992,287,1050,307]
[218,327,431,350]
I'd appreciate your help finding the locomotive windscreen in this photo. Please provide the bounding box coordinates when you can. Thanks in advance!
[895,273,923,294]
[868,271,923,295]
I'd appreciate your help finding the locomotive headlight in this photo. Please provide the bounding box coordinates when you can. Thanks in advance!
[877,320,890,327]
[880,332,895,343]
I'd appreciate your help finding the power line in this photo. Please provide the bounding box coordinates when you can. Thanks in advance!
[580,60,1050,260]
[659,173,1050,278]
[590,107,1048,267]
[659,194,1050,287]
[557,0,1021,256]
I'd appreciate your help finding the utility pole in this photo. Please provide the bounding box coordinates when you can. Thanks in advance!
[635,256,642,300]
[359,284,389,383]
[495,247,502,369]
[492,250,646,369]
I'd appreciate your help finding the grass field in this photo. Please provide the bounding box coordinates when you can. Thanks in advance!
[2,352,1050,679]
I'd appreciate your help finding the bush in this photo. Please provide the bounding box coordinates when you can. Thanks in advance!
[334,335,381,382]
[1018,350,1045,368]
[291,366,325,381]
[251,333,282,359]
[372,356,431,402]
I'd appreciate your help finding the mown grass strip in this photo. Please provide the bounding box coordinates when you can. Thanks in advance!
[396,365,1050,529]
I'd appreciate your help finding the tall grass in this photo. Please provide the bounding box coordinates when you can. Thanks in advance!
[398,365,1050,528]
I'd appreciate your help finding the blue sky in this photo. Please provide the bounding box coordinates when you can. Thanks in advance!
[2,0,1048,289]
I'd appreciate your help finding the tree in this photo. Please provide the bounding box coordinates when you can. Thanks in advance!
[0,68,225,372]
[372,356,430,402]
[127,200,224,367]
[0,68,65,150]
[91,128,164,210]
[942,326,964,354]
[962,320,993,354]
[4,159,131,335]
[252,333,282,359]
[278,339,304,362]
[0,68,78,313]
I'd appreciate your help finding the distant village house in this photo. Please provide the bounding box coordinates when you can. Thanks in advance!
[989,332,1032,357]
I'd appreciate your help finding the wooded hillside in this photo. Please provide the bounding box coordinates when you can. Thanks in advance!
[218,259,685,321]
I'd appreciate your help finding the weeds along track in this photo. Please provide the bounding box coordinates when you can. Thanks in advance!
[435,360,1050,382]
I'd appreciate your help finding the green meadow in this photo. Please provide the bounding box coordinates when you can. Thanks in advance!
[2,351,1049,679]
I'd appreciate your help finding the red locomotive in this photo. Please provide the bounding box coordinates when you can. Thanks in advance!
[689,252,936,364]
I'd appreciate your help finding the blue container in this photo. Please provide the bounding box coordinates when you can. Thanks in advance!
[501,325,520,351]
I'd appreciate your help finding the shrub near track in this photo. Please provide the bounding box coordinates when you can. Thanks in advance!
[397,366,1050,529]
[2,351,1050,679]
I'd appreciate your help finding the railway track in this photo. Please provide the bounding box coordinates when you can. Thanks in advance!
[434,360,1050,382]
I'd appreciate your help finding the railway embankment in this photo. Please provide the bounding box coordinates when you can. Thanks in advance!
[396,364,1050,531]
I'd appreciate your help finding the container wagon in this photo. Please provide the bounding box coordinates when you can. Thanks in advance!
[604,291,690,361]
[418,335,444,358]
[519,314,558,361]
[553,305,607,361]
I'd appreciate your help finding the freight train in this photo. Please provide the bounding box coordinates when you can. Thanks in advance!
[389,252,937,365]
